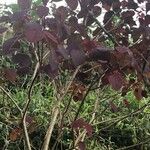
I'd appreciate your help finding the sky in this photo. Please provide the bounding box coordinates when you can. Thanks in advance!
[0,0,146,27]
[0,0,17,5]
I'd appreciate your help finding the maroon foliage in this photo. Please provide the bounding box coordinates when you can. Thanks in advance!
[2,36,20,55]
[24,22,43,43]
[71,118,93,137]
[70,49,86,67]
[123,99,130,108]
[17,0,31,10]
[109,101,118,112]
[1,0,150,147]
[65,0,78,10]
[43,0,49,6]
[1,0,148,89]
[0,27,7,34]
[12,53,31,67]
[108,71,126,91]
[78,141,86,150]
[3,68,17,83]
[36,6,49,18]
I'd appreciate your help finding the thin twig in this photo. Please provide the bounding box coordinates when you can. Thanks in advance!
[22,62,39,150]
[116,137,150,150]
[89,11,119,46]
[0,86,22,114]
[74,81,102,146]
[71,75,100,149]
[99,101,150,131]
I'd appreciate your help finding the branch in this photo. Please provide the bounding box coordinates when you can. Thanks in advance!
[42,105,60,150]
[74,82,102,147]
[70,75,100,149]
[22,62,39,150]
[89,11,119,46]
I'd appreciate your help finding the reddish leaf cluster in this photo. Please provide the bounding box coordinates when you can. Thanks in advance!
[71,118,93,137]
[69,82,86,102]
[0,0,149,100]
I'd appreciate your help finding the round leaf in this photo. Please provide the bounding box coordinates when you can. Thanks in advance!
[65,0,78,10]
[36,6,49,18]
[24,22,43,43]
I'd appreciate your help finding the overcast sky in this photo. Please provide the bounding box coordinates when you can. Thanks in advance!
[0,0,17,5]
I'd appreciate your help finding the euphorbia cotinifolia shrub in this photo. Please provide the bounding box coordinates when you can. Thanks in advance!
[1,0,149,104]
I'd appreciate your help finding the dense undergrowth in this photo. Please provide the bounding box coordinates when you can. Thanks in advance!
[0,77,150,149]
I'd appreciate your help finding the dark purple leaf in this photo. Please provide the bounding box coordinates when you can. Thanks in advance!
[0,27,8,34]
[121,10,135,19]
[109,101,118,112]
[80,0,90,7]
[42,0,49,5]
[55,6,68,21]
[58,25,68,41]
[3,68,17,83]
[42,50,59,78]
[42,64,58,79]
[36,6,49,18]
[11,11,27,22]
[2,37,20,55]
[44,18,57,30]
[84,123,93,137]
[86,15,95,26]
[24,22,43,43]
[145,15,150,26]
[115,46,129,54]
[71,118,85,129]
[12,53,31,67]
[56,45,69,59]
[78,142,86,150]
[65,0,78,10]
[90,0,101,6]
[52,0,62,1]
[0,16,10,23]
[102,0,112,11]
[43,30,58,44]
[71,118,93,137]
[127,0,138,10]
[103,11,114,24]
[108,71,125,91]
[112,0,121,12]
[17,67,30,76]
[141,90,148,98]
[93,6,101,17]
[49,50,59,72]
[77,8,88,18]
[134,87,143,101]
[69,16,78,25]
[17,0,31,10]
[88,48,111,62]
[146,2,150,13]
[137,0,145,4]
[70,49,86,66]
